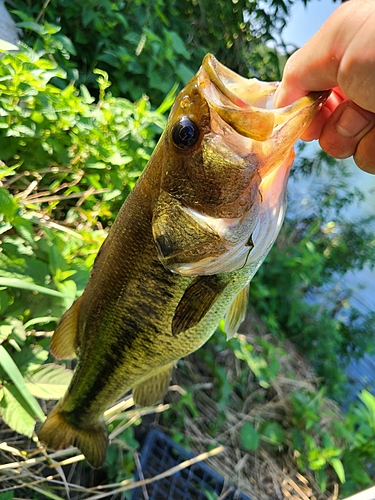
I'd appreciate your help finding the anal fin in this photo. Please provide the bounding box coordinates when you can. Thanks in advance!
[132,362,174,407]
[224,284,249,339]
[51,296,82,359]
[172,275,228,335]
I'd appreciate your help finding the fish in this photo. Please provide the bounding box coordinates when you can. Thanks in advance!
[38,54,328,468]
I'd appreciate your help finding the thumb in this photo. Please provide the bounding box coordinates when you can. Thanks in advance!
[319,100,375,173]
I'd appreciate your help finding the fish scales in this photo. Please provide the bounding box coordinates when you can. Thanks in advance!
[38,54,329,467]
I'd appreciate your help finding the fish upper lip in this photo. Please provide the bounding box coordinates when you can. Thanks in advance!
[200,53,330,111]
[198,54,330,141]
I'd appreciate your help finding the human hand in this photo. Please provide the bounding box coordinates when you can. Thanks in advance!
[274,0,375,174]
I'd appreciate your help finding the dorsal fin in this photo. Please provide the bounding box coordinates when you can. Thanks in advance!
[172,275,228,335]
[224,284,249,339]
[132,362,175,407]
[50,296,82,359]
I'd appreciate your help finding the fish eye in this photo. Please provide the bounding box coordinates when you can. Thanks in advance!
[171,117,200,150]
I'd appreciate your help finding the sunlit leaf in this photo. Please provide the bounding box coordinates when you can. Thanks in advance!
[25,363,73,399]
[0,345,45,420]
[330,458,346,484]
[0,323,12,344]
[13,344,49,374]
[0,38,18,51]
[0,277,67,298]
[0,385,36,437]
[359,390,375,427]
[23,316,59,329]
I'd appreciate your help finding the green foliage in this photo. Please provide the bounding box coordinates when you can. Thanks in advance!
[289,387,346,490]
[198,331,375,494]
[106,421,140,484]
[231,335,282,389]
[0,47,166,227]
[232,336,349,488]
[240,422,259,451]
[0,492,14,500]
[259,421,285,446]
[339,390,375,496]
[250,154,375,398]
[9,0,295,104]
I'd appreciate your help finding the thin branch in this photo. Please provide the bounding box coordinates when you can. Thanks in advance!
[20,189,110,204]
[87,445,225,500]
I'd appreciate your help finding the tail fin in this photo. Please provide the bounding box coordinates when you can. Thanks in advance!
[38,402,108,469]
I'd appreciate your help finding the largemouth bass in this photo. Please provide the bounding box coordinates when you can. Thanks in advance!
[38,54,328,468]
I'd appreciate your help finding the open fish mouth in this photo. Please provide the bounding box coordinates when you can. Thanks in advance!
[199,53,329,145]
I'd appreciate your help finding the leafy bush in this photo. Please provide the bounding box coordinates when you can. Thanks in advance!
[0,47,167,226]
[10,0,293,103]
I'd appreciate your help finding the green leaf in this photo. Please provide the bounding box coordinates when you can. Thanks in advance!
[0,322,13,344]
[13,344,49,374]
[23,316,59,329]
[291,428,303,452]
[0,385,36,437]
[330,458,346,484]
[0,277,67,298]
[0,164,18,180]
[0,222,12,235]
[80,84,95,104]
[231,338,270,388]
[13,216,35,246]
[0,188,18,219]
[16,21,46,35]
[315,468,327,493]
[25,364,73,399]
[8,318,27,345]
[309,456,326,470]
[168,31,190,59]
[0,38,18,51]
[58,279,77,310]
[260,421,285,446]
[175,63,195,84]
[359,390,375,426]
[0,490,14,500]
[156,82,178,114]
[240,422,259,451]
[204,491,219,500]
[0,345,45,421]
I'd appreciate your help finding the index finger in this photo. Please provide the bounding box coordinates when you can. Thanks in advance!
[274,0,374,107]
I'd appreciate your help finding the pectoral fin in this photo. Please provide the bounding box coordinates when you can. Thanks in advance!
[50,296,82,359]
[132,362,175,407]
[172,275,228,335]
[224,284,249,339]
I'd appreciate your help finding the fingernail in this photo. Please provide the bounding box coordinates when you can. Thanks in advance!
[273,86,281,108]
[273,84,290,108]
[336,106,370,137]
